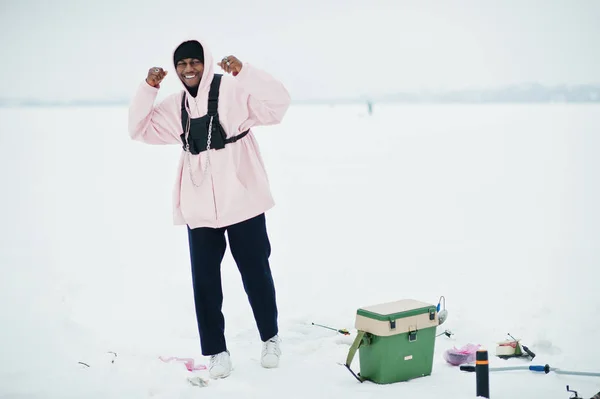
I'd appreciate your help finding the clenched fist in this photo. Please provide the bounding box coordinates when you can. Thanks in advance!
[218,56,243,76]
[146,67,168,88]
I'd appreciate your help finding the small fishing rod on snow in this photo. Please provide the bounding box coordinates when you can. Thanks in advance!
[312,322,350,335]
[436,329,454,338]
[507,332,536,359]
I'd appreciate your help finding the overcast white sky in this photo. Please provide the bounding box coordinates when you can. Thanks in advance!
[1,0,599,101]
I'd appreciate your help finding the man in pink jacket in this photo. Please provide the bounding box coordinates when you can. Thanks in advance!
[128,38,291,379]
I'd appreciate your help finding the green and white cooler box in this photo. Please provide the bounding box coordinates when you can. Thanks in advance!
[345,299,440,384]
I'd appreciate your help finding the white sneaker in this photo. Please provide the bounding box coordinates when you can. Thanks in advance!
[261,335,281,368]
[209,351,232,379]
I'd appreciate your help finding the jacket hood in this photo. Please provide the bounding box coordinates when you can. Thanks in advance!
[172,37,215,97]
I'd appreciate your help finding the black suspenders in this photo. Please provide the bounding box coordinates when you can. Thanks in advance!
[180,74,249,154]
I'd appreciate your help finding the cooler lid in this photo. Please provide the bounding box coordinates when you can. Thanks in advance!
[357,299,436,321]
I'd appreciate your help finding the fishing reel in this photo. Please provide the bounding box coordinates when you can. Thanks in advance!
[437,296,448,325]
[563,384,600,399]
[435,296,452,338]
[567,385,582,399]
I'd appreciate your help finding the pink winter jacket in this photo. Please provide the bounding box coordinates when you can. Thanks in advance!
[128,39,291,229]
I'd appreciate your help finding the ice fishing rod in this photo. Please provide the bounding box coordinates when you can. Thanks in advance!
[436,329,454,338]
[311,322,350,335]
[507,332,536,359]
[460,363,600,377]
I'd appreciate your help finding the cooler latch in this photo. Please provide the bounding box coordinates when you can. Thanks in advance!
[389,319,396,330]
[408,326,418,342]
[429,308,436,321]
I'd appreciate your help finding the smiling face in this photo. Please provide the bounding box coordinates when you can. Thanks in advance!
[176,58,204,88]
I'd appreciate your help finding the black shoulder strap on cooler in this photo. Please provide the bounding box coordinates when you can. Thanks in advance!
[344,330,366,383]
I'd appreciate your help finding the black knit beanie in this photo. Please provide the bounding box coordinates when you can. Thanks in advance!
[173,40,204,67]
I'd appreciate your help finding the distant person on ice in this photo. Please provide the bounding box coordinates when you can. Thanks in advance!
[127,38,291,379]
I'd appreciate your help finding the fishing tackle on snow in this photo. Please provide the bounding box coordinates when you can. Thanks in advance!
[450,347,491,397]
[437,296,448,325]
[78,351,118,368]
[475,350,490,398]
[495,333,536,360]
[462,360,600,399]
[436,329,454,338]
[460,363,600,377]
[311,322,350,335]
[434,297,451,339]
[566,385,583,399]
[564,385,600,399]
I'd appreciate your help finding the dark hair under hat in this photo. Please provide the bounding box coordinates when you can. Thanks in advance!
[174,40,204,66]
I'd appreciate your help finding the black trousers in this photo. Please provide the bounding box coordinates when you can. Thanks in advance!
[187,213,278,356]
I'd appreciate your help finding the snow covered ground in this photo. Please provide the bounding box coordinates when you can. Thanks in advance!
[1,102,599,398]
